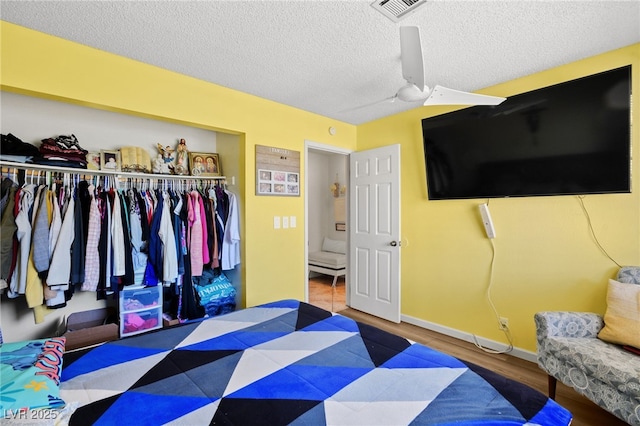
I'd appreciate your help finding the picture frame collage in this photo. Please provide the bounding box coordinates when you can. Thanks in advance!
[255,144,300,197]
[258,169,299,195]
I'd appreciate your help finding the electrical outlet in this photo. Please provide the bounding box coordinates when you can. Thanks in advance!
[499,317,509,330]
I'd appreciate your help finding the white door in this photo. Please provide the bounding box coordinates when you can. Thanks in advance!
[348,144,401,322]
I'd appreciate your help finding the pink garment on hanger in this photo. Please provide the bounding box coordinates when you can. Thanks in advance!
[188,191,203,276]
[198,194,209,265]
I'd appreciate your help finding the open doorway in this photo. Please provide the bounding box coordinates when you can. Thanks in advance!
[305,141,350,312]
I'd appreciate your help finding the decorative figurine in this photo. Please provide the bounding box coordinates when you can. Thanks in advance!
[152,154,165,174]
[174,138,189,175]
[156,143,175,174]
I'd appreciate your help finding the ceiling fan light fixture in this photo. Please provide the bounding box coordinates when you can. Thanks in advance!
[371,0,428,23]
[397,83,428,102]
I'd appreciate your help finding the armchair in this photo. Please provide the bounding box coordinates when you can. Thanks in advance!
[534,267,640,425]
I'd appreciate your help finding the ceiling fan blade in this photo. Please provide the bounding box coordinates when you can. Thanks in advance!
[424,85,506,106]
[400,26,424,88]
[340,95,397,113]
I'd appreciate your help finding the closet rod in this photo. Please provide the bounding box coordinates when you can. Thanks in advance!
[0,160,226,181]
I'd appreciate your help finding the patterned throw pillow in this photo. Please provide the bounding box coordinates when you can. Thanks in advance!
[598,279,640,349]
[0,337,66,412]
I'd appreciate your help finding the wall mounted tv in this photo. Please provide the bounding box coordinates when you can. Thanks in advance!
[422,65,631,200]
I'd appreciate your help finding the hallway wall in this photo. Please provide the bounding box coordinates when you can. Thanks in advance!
[308,150,347,252]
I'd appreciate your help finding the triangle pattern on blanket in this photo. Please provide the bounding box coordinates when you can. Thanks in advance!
[228,365,372,400]
[100,392,213,425]
[61,344,168,381]
[357,321,412,367]
[212,397,323,425]
[302,313,360,333]
[464,360,549,419]
[130,349,242,389]
[412,368,524,423]
[183,330,289,351]
[295,301,333,330]
[133,350,243,399]
[295,334,374,368]
[66,393,122,425]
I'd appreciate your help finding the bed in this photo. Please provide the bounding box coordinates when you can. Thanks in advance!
[9,300,573,425]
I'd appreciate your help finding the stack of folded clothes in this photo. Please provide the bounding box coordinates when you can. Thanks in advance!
[32,134,88,169]
[0,133,41,163]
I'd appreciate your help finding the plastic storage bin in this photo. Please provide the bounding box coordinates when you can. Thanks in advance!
[119,285,162,337]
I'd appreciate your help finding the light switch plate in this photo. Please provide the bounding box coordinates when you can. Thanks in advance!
[273,216,281,229]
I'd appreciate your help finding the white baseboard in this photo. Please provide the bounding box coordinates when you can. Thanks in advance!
[400,313,538,364]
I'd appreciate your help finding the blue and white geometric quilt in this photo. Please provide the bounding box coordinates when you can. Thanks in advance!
[60,300,572,425]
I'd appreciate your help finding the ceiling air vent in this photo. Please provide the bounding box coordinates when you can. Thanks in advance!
[371,0,428,23]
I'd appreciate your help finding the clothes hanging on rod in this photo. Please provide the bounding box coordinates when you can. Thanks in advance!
[0,182,17,292]
[221,189,241,271]
[0,164,239,324]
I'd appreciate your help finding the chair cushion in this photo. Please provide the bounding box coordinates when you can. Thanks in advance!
[309,251,346,269]
[598,279,640,349]
[545,335,640,398]
[322,237,346,254]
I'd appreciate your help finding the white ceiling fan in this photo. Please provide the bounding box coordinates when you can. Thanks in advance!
[346,26,506,112]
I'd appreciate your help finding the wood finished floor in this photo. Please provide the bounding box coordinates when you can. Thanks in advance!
[308,275,346,313]
[307,277,627,426]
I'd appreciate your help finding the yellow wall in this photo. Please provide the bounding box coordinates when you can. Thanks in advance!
[358,43,640,352]
[2,21,638,352]
[0,21,357,312]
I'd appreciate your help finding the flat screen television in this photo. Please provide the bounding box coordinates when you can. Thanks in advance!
[422,65,632,200]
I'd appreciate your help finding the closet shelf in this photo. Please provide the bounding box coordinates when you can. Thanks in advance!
[0,160,226,181]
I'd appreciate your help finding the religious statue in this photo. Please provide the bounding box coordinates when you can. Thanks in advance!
[174,138,189,175]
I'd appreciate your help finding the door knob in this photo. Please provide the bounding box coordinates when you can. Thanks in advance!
[390,241,399,247]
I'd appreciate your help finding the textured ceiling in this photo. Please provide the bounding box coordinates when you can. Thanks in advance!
[1,1,639,125]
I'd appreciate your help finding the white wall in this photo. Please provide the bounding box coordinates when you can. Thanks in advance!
[0,92,222,343]
[308,150,329,252]
[307,150,347,252]
[326,156,348,241]
[1,91,217,156]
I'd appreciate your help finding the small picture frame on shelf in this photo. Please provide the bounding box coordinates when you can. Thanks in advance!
[86,152,101,170]
[100,150,121,171]
[189,152,221,177]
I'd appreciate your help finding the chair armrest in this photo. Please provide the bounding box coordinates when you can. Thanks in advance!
[534,311,604,340]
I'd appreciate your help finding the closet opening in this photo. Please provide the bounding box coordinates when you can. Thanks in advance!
[0,91,244,343]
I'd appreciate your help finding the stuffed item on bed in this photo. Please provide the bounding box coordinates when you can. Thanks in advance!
[0,337,66,413]
[60,300,571,425]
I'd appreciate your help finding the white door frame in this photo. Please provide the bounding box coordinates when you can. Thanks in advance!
[304,140,352,303]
